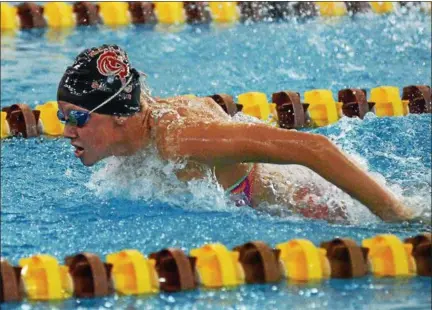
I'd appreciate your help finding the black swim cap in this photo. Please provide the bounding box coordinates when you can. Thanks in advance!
[57,44,141,116]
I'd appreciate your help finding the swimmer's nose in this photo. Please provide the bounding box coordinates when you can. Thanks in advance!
[63,124,77,139]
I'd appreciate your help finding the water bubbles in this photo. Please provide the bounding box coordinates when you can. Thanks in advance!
[363,112,377,120]
[342,63,366,73]
[64,168,72,177]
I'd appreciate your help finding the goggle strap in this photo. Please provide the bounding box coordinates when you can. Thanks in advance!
[89,75,134,114]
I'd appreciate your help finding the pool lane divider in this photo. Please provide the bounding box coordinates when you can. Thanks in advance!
[1,2,431,32]
[1,84,430,140]
[1,233,430,303]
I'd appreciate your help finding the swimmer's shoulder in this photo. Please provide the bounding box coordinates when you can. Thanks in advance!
[157,95,230,120]
[196,96,231,120]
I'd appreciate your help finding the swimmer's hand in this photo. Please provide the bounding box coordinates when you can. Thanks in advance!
[413,216,432,226]
[386,201,431,225]
[383,201,415,222]
[405,209,432,226]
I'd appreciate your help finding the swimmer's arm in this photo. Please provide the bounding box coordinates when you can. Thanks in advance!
[160,122,412,222]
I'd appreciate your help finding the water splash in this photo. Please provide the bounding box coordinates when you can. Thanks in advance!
[314,114,432,221]
[86,144,232,212]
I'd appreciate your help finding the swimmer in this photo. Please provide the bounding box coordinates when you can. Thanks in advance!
[57,44,414,222]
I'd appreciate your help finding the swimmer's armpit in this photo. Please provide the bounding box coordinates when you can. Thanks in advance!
[159,121,413,222]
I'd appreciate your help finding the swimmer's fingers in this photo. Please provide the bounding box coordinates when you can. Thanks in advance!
[385,203,429,225]
[406,211,432,226]
[415,216,431,226]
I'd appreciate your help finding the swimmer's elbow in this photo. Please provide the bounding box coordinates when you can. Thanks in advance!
[274,131,339,169]
[301,134,342,167]
[310,134,334,152]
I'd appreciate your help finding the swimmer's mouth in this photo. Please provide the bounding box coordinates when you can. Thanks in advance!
[73,145,84,157]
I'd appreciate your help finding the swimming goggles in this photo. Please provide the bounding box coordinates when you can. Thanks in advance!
[57,109,91,127]
[57,74,134,128]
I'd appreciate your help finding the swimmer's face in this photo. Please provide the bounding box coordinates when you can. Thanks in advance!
[58,101,118,166]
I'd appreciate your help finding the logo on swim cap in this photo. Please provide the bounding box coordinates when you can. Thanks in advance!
[97,50,130,85]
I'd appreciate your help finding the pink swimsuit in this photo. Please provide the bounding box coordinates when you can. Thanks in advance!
[225,164,346,220]
[226,164,255,207]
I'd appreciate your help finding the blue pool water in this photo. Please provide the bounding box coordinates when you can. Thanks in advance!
[1,10,432,310]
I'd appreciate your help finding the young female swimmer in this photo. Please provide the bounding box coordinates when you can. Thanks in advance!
[57,44,413,222]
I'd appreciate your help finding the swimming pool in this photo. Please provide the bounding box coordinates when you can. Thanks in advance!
[1,7,431,310]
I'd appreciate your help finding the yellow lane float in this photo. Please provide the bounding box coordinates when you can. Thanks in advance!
[304,89,343,126]
[1,111,11,139]
[370,2,394,14]
[154,2,186,25]
[238,91,273,121]
[276,239,330,281]
[316,2,347,16]
[19,254,73,300]
[209,2,240,23]
[34,101,64,136]
[370,86,409,117]
[43,2,75,28]
[98,2,131,27]
[362,234,416,277]
[106,249,159,295]
[190,243,245,288]
[1,2,18,31]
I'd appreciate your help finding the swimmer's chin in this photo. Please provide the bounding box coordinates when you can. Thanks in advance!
[79,154,111,167]
[81,161,95,167]
[78,157,99,167]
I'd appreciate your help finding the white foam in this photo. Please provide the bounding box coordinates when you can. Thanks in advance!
[86,145,233,212]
